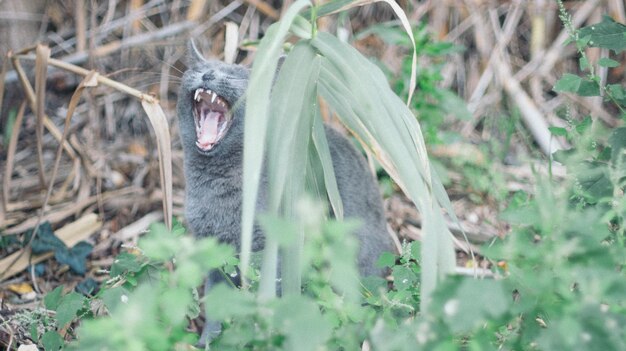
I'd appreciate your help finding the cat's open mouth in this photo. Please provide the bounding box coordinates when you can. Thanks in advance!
[193,88,231,152]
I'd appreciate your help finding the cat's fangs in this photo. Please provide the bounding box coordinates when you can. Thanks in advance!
[194,88,226,107]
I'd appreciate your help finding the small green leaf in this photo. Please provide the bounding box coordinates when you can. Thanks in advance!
[554,73,582,93]
[54,241,93,275]
[204,284,256,319]
[553,73,600,96]
[56,292,86,327]
[100,286,130,312]
[579,56,590,71]
[577,79,601,96]
[44,285,64,310]
[598,57,620,67]
[392,265,419,291]
[273,295,332,351]
[41,330,64,350]
[30,222,65,254]
[160,287,193,326]
[140,223,180,260]
[376,251,397,268]
[110,252,144,277]
[76,278,98,295]
[608,127,626,169]
[170,217,187,237]
[576,162,613,204]
[575,116,593,134]
[579,16,626,53]
[174,260,204,288]
[29,321,39,342]
[441,278,510,333]
[549,126,568,137]
[607,84,626,100]
[553,149,573,164]
[500,201,540,226]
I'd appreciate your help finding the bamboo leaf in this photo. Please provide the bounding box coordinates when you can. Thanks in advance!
[260,42,320,297]
[241,0,312,290]
[311,111,344,220]
[312,32,455,309]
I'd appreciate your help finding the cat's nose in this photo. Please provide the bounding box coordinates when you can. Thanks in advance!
[202,71,216,81]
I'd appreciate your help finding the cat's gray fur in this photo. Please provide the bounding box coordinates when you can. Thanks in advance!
[177,46,394,346]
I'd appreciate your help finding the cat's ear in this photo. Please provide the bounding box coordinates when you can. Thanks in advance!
[186,39,206,67]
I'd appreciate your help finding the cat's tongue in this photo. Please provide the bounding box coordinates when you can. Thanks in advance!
[197,111,221,150]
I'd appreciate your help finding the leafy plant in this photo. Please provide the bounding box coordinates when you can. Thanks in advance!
[407,5,626,350]
[25,222,93,275]
[240,0,456,312]
[46,203,412,350]
[62,221,234,350]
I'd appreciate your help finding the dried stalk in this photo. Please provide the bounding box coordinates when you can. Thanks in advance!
[34,45,50,188]
[2,103,26,213]
[242,0,280,20]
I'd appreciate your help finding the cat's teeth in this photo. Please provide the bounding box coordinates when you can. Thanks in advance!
[194,89,202,101]
[211,92,217,103]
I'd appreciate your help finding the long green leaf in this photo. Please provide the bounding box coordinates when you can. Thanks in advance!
[312,32,455,309]
[311,111,344,220]
[261,42,321,297]
[241,0,311,289]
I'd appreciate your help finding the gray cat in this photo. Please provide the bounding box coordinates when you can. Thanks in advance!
[177,44,394,345]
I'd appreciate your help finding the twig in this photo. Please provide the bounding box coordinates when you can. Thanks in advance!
[2,187,142,235]
[4,20,196,84]
[242,0,280,20]
[493,53,563,155]
[2,103,26,213]
[112,211,163,242]
[466,1,524,115]
[515,0,602,82]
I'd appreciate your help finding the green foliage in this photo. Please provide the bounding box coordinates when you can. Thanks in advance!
[553,73,600,96]
[555,6,626,118]
[62,222,234,350]
[371,241,421,319]
[35,202,421,350]
[403,6,626,350]
[578,16,626,53]
[241,0,456,310]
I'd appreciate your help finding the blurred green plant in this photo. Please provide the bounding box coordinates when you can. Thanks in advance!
[41,201,417,350]
[358,22,469,145]
[408,4,626,349]
[60,221,235,350]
